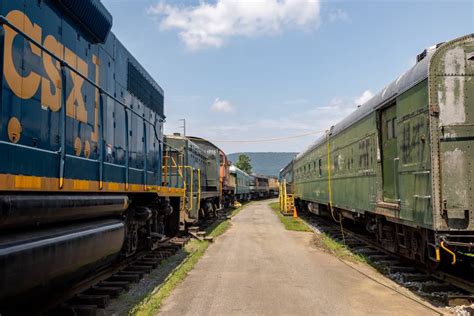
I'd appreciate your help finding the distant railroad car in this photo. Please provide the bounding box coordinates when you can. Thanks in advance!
[268,177,279,197]
[230,165,252,201]
[280,160,294,194]
[251,174,270,199]
[285,34,474,266]
[164,134,221,222]
[218,149,234,207]
[228,171,237,199]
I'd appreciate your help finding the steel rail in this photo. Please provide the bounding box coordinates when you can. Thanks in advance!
[300,213,474,299]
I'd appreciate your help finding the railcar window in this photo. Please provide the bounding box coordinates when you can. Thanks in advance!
[386,118,397,140]
[371,139,374,166]
[359,139,370,169]
[366,139,370,167]
[349,148,354,170]
[318,159,322,177]
[387,120,393,139]
[338,154,344,171]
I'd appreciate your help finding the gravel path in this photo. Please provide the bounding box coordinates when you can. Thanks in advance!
[159,200,440,316]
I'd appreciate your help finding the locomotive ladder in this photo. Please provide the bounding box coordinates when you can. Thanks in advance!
[279,179,295,216]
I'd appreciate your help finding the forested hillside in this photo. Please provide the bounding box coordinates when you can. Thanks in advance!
[228,152,297,177]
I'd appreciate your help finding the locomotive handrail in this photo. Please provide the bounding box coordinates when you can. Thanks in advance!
[197,168,201,211]
[162,155,184,182]
[183,166,194,211]
[0,16,162,143]
[162,145,185,189]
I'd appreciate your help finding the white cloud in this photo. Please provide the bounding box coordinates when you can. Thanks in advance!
[354,90,374,106]
[328,9,349,22]
[205,89,373,148]
[283,98,310,105]
[148,0,321,50]
[211,98,234,113]
[166,89,374,153]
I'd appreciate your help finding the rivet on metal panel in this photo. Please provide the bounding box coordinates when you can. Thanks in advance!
[430,104,439,115]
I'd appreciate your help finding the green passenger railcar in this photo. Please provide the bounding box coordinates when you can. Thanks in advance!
[288,34,474,265]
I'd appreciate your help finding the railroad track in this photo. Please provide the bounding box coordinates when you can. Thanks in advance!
[43,207,237,316]
[47,236,190,316]
[300,213,474,309]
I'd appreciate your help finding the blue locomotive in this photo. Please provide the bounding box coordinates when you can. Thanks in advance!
[0,0,185,304]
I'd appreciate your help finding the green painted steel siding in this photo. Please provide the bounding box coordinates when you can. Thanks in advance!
[294,114,377,213]
[396,80,433,226]
[429,35,474,230]
[294,82,434,229]
[292,34,474,233]
[381,104,398,202]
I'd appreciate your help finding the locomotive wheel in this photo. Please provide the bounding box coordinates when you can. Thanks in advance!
[124,225,138,257]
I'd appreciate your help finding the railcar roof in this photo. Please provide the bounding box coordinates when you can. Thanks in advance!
[295,46,437,162]
[187,136,223,152]
[229,165,251,177]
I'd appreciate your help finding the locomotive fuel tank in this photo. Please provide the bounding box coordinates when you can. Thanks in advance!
[0,195,128,229]
[0,219,125,303]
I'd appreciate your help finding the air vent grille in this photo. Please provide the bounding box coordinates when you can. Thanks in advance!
[127,62,164,117]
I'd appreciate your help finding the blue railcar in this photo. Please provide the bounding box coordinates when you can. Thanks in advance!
[230,165,251,201]
[0,0,185,307]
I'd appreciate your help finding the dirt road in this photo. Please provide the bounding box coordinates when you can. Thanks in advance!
[159,201,439,315]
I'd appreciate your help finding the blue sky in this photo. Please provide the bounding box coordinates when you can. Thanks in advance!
[102,0,473,153]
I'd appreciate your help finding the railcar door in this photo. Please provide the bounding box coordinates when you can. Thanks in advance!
[381,104,399,203]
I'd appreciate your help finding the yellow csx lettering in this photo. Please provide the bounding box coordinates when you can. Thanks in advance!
[3,10,98,125]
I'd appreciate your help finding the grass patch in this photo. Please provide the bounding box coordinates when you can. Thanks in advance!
[130,239,209,316]
[269,202,312,232]
[208,220,230,238]
[312,232,371,266]
[131,203,249,315]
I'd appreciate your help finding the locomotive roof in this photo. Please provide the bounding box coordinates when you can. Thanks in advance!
[251,173,270,180]
[295,45,437,162]
[165,134,209,158]
[187,136,223,152]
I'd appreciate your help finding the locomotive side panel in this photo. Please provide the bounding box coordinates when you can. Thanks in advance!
[0,1,165,193]
[0,0,180,304]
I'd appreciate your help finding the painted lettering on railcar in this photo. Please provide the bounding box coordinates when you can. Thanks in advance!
[3,10,101,143]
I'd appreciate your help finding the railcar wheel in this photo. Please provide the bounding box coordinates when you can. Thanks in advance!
[411,232,425,263]
[124,224,138,257]
[203,201,214,218]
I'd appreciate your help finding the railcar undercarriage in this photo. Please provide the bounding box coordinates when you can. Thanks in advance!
[298,199,474,271]
[0,193,181,306]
